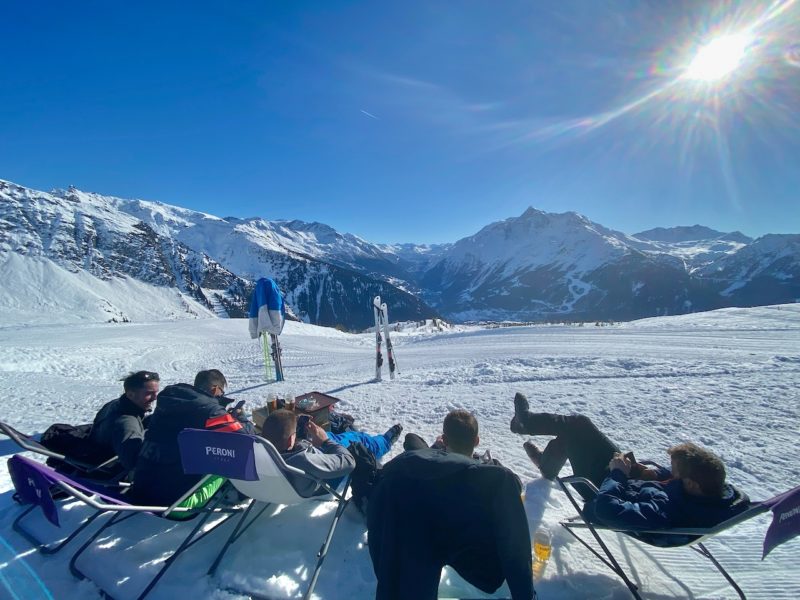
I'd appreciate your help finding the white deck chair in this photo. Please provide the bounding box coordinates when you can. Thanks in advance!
[178,428,352,600]
[558,475,800,600]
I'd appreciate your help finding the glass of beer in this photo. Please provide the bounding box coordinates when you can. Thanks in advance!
[533,527,552,563]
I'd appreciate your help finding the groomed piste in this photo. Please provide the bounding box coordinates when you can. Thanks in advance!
[0,304,798,599]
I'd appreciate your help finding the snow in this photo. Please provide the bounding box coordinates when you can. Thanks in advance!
[1,306,799,599]
[0,253,215,326]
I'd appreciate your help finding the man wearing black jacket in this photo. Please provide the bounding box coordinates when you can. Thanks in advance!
[89,371,159,473]
[130,369,254,505]
[367,410,535,600]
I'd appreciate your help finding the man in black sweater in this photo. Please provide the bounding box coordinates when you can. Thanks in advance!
[89,371,159,473]
[367,410,535,600]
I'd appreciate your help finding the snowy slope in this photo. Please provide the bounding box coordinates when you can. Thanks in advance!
[0,253,215,325]
[0,305,798,599]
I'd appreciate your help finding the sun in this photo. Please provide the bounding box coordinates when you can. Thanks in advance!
[683,33,752,82]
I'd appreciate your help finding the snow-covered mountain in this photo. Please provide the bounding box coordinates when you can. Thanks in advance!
[0,180,436,329]
[0,181,249,323]
[418,209,797,321]
[1,177,797,326]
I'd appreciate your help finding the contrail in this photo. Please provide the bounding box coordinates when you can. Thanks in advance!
[360,109,379,120]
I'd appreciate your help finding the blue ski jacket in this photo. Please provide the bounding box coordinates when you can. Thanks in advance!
[583,466,750,545]
[248,277,285,338]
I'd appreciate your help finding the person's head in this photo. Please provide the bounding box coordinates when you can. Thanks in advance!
[442,410,479,457]
[667,442,727,497]
[194,369,227,397]
[122,371,159,411]
[262,409,298,451]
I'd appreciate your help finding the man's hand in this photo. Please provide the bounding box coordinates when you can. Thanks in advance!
[306,421,329,448]
[609,452,632,476]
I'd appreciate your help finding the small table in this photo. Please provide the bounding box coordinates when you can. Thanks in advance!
[253,391,340,434]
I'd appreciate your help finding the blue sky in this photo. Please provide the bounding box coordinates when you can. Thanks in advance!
[2,1,798,243]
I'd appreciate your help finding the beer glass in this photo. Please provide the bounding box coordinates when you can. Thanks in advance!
[533,527,552,562]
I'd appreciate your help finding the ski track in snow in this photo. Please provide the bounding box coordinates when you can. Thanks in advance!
[0,306,798,599]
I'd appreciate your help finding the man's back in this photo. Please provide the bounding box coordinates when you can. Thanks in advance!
[130,383,243,505]
[367,449,534,600]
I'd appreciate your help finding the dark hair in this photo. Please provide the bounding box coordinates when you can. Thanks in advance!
[667,442,727,497]
[443,410,479,456]
[262,409,298,451]
[122,371,159,393]
[194,369,227,394]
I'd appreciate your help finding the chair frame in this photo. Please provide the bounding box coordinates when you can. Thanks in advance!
[67,477,242,600]
[557,475,772,600]
[178,429,352,600]
[7,453,241,600]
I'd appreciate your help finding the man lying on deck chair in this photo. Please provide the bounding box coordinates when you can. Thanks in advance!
[261,409,402,497]
[510,392,750,533]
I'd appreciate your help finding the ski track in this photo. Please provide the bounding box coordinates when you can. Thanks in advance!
[0,310,798,599]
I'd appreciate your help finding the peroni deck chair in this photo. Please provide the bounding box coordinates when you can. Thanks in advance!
[177,428,352,600]
[558,475,800,600]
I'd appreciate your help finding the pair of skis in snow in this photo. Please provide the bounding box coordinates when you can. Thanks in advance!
[373,296,397,381]
[261,333,285,382]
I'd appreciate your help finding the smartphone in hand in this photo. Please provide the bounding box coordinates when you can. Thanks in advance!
[296,414,311,438]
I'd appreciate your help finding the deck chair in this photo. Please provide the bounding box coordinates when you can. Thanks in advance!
[0,420,121,479]
[557,475,800,600]
[8,453,131,554]
[177,428,352,600]
[6,454,239,600]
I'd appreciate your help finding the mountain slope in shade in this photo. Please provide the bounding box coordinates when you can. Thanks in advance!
[699,234,800,305]
[115,196,436,328]
[634,225,752,244]
[632,225,752,272]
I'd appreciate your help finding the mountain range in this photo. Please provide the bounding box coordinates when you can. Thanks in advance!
[1,178,797,329]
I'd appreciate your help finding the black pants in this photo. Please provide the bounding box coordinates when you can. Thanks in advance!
[403,433,443,452]
[518,413,619,499]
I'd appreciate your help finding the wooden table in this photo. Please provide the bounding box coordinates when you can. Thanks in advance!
[252,391,340,434]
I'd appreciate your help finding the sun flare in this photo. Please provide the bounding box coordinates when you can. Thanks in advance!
[683,33,752,82]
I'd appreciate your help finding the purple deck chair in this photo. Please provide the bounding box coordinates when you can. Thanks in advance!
[7,453,129,554]
[178,428,352,600]
[7,454,240,600]
[557,475,800,600]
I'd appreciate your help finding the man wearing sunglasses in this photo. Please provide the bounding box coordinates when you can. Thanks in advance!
[89,370,160,473]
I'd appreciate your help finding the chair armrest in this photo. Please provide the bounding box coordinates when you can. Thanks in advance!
[560,476,600,494]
